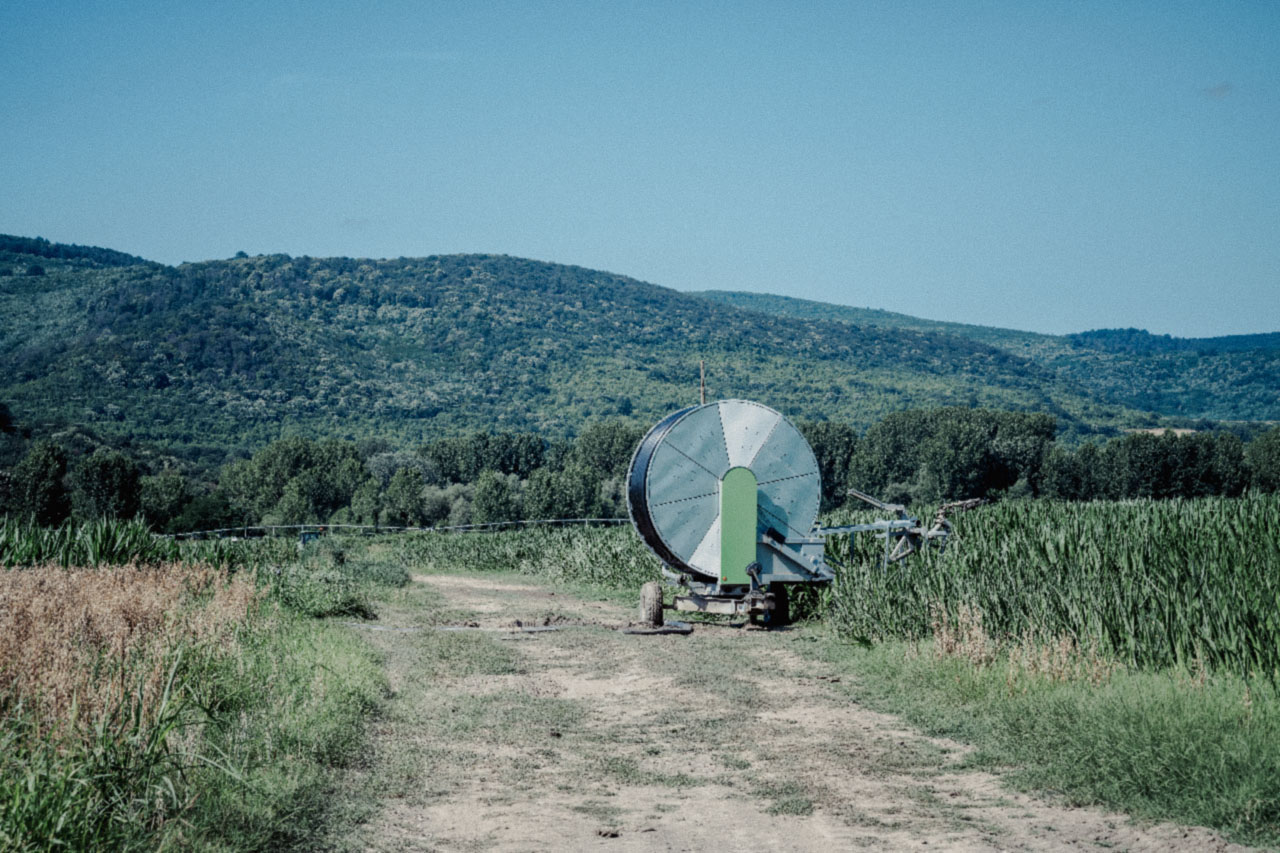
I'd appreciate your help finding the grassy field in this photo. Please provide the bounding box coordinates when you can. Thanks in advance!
[0,523,404,852]
[819,634,1280,846]
[5,499,1279,847]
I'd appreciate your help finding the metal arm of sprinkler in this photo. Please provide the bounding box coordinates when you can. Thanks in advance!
[846,487,911,519]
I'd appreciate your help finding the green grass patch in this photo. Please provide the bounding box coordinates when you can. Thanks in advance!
[753,780,815,816]
[816,637,1280,847]
[411,630,525,679]
[179,616,386,851]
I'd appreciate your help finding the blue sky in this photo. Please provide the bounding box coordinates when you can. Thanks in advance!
[2,0,1277,337]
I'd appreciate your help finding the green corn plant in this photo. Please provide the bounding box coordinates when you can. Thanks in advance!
[824,494,1280,678]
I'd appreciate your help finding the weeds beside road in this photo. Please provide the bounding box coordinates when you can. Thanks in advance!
[0,524,397,852]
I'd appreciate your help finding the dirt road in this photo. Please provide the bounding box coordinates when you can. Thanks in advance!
[336,572,1248,852]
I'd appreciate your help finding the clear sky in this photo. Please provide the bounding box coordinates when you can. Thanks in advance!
[2,1,1277,337]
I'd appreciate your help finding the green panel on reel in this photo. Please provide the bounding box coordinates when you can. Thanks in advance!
[719,466,758,584]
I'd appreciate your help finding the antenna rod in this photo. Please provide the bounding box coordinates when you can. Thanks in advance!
[700,360,706,405]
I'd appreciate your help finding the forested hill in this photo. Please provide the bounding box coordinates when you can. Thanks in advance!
[1065,328,1280,355]
[0,234,154,269]
[1,236,1160,456]
[697,291,1280,423]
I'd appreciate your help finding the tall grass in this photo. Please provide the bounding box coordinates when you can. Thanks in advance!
[0,564,258,850]
[267,536,409,618]
[399,524,663,589]
[0,564,258,738]
[0,517,177,567]
[818,632,1280,846]
[0,518,409,620]
[0,527,396,851]
[0,516,298,572]
[826,494,1280,678]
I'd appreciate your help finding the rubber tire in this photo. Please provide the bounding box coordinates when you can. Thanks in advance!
[639,581,664,626]
[763,584,790,628]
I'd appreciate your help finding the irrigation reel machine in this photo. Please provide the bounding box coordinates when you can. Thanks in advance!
[626,399,976,627]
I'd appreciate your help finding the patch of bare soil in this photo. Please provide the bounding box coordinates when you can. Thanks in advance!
[344,573,1251,853]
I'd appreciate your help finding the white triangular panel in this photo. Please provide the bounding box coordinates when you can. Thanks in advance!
[718,400,781,469]
[686,514,722,578]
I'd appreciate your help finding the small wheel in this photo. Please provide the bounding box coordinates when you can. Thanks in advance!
[639,581,664,626]
[762,585,790,628]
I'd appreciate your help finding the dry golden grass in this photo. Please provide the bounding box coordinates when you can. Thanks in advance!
[929,602,1118,687]
[0,563,260,739]
[930,603,997,666]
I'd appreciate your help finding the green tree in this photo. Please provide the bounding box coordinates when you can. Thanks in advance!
[253,437,321,512]
[69,448,141,521]
[384,467,426,526]
[1073,442,1106,499]
[419,485,453,526]
[171,493,237,532]
[443,482,474,526]
[569,420,643,478]
[367,450,437,487]
[217,457,260,523]
[524,464,603,520]
[914,419,991,502]
[217,437,364,523]
[472,471,522,524]
[848,408,1055,502]
[141,467,192,531]
[1039,444,1084,500]
[1173,432,1246,498]
[422,431,546,483]
[523,468,562,520]
[1247,426,1280,492]
[11,440,70,525]
[271,479,315,524]
[799,420,858,511]
[350,477,382,525]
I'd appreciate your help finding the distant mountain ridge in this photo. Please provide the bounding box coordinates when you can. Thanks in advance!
[0,235,1269,459]
[0,234,154,269]
[1066,327,1280,355]
[696,291,1280,423]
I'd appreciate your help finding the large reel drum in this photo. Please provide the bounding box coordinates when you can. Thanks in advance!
[626,400,821,583]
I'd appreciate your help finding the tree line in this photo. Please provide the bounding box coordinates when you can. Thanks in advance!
[802,409,1280,509]
[3,409,1279,532]
[0,421,644,532]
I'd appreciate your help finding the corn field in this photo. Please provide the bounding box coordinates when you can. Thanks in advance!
[0,517,296,571]
[826,494,1280,678]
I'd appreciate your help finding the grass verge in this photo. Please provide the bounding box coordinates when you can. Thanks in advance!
[1,538,397,852]
[814,632,1280,847]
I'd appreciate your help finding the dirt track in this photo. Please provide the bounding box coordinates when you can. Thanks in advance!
[339,573,1250,852]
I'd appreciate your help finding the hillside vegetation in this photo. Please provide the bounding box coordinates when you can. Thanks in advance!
[698,290,1280,423]
[2,237,1174,458]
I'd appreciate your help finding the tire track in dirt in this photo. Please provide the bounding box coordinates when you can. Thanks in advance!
[347,573,1250,852]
